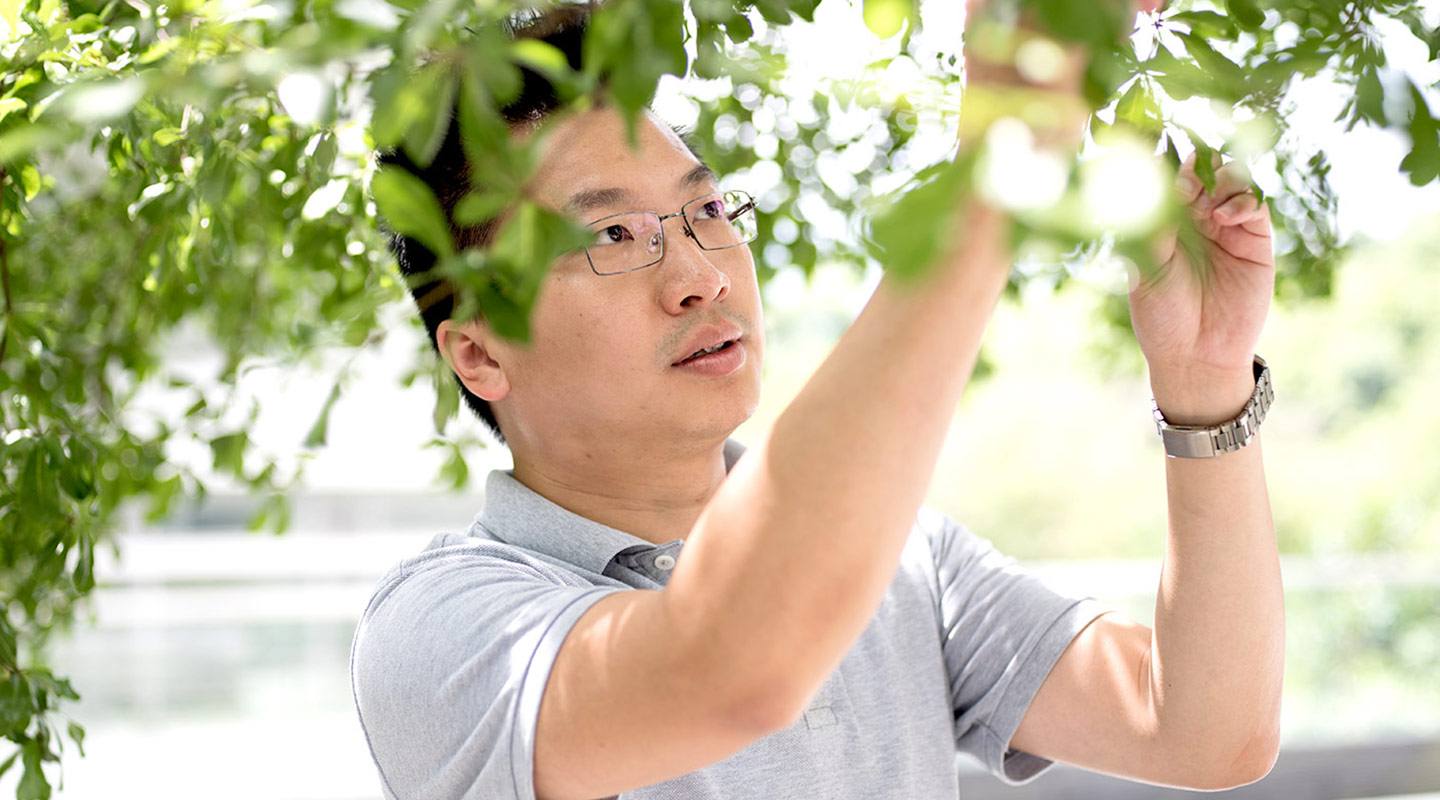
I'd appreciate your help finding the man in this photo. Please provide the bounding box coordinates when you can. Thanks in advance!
[351,4,1285,799]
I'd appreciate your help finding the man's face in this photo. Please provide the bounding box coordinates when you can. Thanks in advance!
[481,107,766,455]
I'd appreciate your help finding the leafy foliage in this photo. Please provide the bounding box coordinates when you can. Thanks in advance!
[2,0,1439,793]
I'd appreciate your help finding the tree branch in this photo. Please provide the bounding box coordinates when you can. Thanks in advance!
[0,166,13,369]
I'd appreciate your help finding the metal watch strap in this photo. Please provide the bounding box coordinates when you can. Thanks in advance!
[1152,356,1273,459]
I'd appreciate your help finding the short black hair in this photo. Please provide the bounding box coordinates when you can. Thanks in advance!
[379,4,591,446]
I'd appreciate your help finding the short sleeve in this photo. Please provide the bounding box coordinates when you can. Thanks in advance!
[350,543,624,800]
[920,509,1109,785]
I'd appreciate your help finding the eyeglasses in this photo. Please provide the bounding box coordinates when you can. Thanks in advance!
[582,190,759,276]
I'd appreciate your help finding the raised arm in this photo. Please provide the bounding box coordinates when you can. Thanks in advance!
[1009,157,1284,789]
[534,193,1017,800]
[533,4,1164,798]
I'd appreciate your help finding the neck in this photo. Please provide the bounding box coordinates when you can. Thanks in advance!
[508,435,732,546]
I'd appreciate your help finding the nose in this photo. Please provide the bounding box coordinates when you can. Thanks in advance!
[657,217,731,314]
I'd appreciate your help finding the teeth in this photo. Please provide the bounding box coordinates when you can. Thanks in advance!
[689,341,729,360]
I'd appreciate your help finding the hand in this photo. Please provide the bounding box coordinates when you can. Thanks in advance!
[959,0,1168,150]
[1129,154,1276,425]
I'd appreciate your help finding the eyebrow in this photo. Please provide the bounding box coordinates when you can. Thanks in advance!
[567,163,720,216]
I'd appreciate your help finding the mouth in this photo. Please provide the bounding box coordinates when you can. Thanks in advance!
[675,337,740,366]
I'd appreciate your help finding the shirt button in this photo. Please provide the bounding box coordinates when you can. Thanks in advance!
[653,554,676,571]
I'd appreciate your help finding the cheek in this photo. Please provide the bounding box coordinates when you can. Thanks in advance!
[529,277,646,377]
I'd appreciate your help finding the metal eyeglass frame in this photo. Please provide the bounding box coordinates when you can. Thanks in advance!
[582,190,758,276]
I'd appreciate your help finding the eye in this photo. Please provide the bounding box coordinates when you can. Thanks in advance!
[694,198,726,220]
[593,223,632,245]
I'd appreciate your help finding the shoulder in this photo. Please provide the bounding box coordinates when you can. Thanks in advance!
[363,535,586,608]
[350,536,625,798]
[352,536,615,689]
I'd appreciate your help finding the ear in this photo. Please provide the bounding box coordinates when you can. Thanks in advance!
[436,317,511,402]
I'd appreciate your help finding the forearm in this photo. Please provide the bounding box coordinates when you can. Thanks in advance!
[665,200,1013,726]
[1147,373,1285,778]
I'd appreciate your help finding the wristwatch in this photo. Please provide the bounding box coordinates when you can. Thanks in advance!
[1152,356,1273,459]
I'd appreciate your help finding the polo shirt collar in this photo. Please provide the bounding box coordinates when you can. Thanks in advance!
[472,438,748,574]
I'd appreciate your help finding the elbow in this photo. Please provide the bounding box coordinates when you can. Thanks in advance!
[1177,718,1282,791]
[726,680,811,738]
[716,667,822,739]
[1220,723,1282,789]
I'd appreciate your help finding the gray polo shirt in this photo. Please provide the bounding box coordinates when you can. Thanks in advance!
[351,440,1108,799]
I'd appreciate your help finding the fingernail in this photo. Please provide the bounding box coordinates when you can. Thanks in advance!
[1177,175,1200,195]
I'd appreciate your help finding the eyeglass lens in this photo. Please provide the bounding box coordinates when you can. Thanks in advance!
[585,191,758,276]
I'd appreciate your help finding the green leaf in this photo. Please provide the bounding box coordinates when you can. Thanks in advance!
[478,286,531,341]
[372,167,454,259]
[1400,83,1440,186]
[0,0,22,39]
[1145,47,1213,102]
[18,739,50,800]
[0,623,16,669]
[1114,78,1160,132]
[62,12,101,33]
[152,127,184,146]
[19,163,40,200]
[693,22,726,80]
[73,541,93,592]
[511,38,571,83]
[402,67,458,169]
[466,28,524,108]
[1191,134,1219,193]
[65,722,84,758]
[247,494,291,534]
[866,154,975,281]
[1031,0,1124,50]
[439,443,469,489]
[144,475,183,522]
[585,0,685,129]
[312,132,338,175]
[488,202,591,281]
[303,383,342,448]
[1176,33,1245,98]
[0,96,26,124]
[862,0,913,40]
[452,190,512,226]
[724,11,753,44]
[0,674,28,738]
[1168,10,1237,40]
[1225,0,1265,31]
[752,0,793,25]
[431,365,460,433]
[1355,67,1386,127]
[209,432,248,477]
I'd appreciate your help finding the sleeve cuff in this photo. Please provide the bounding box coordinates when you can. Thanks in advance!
[509,587,626,799]
[986,598,1113,785]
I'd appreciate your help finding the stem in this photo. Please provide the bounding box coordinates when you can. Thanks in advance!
[0,166,13,369]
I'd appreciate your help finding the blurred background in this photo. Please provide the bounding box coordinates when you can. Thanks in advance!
[19,221,1440,799]
[3,0,1440,798]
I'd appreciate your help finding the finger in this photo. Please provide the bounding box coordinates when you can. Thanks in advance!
[1213,190,1260,222]
[1180,155,1255,213]
[1238,206,1273,237]
[1207,160,1255,202]
[1175,154,1205,204]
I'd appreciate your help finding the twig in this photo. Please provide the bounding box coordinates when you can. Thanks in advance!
[0,166,14,368]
